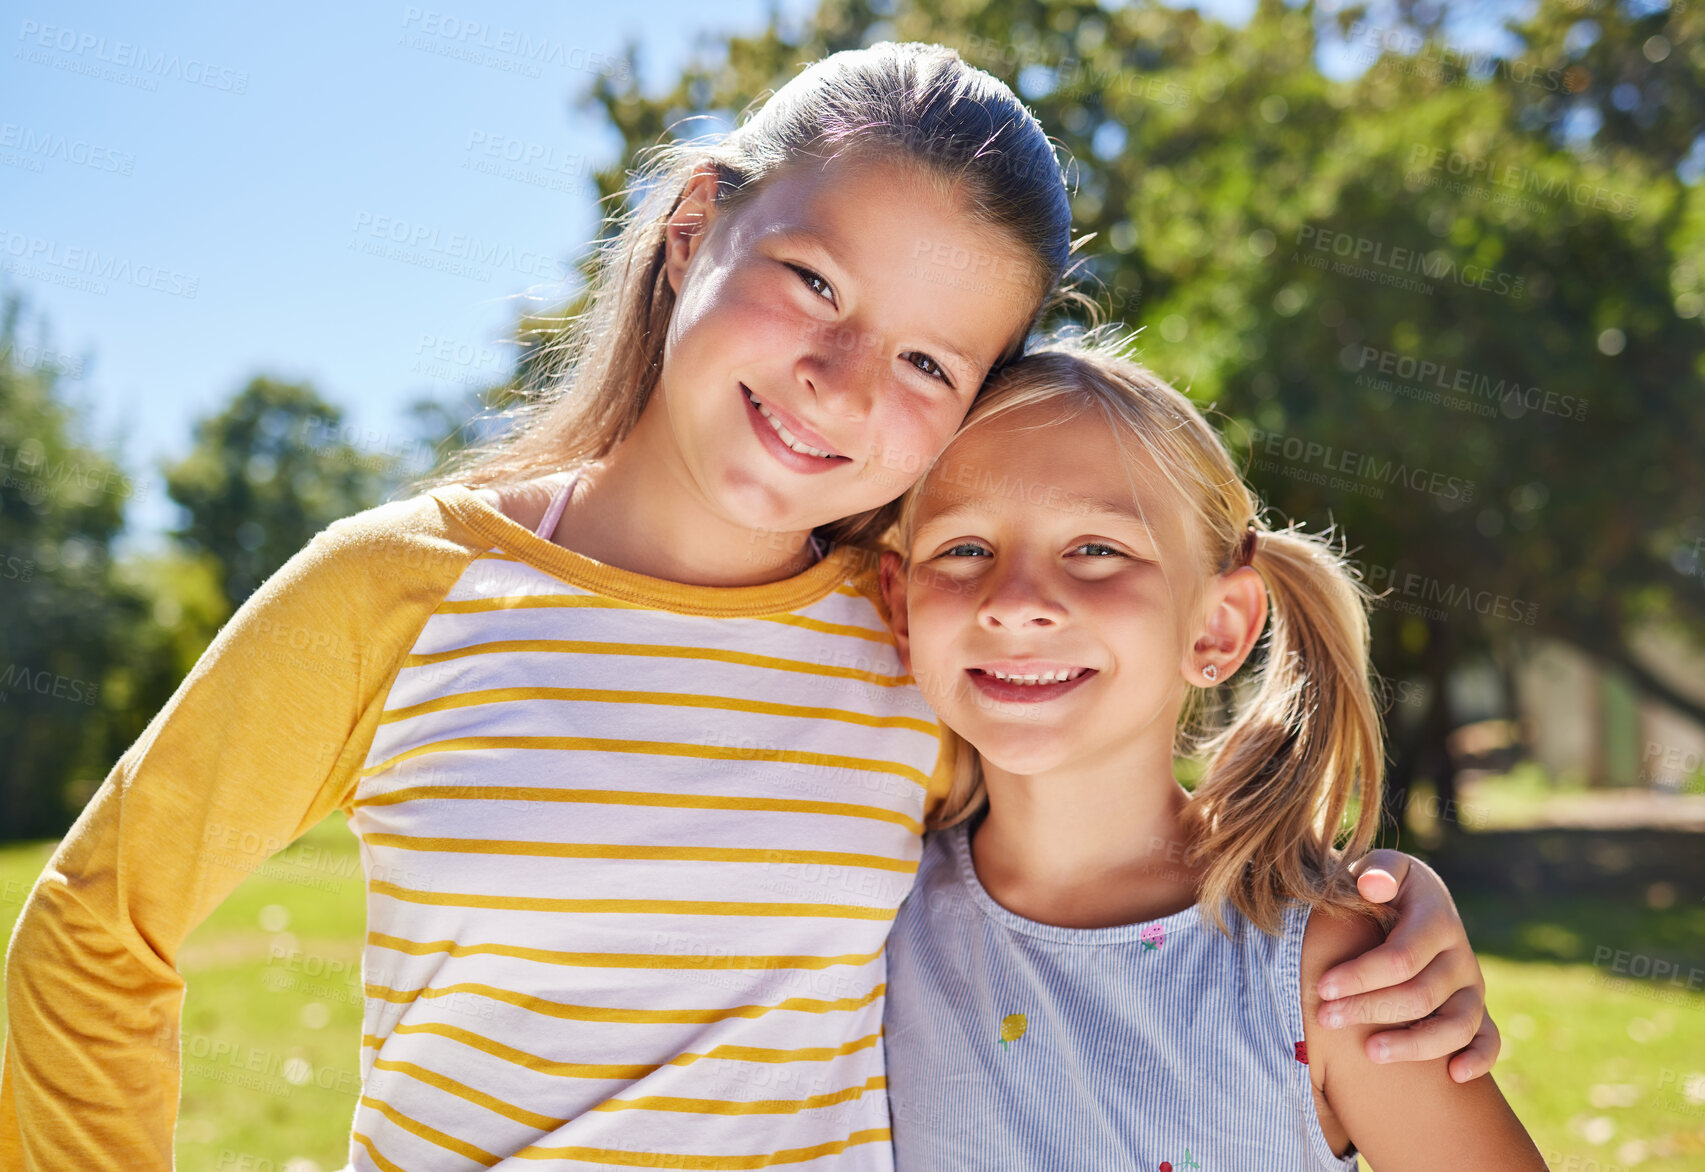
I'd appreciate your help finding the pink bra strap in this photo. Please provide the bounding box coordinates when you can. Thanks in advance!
[533,471,581,540]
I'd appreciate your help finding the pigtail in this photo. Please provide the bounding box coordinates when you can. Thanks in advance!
[1181,522,1392,936]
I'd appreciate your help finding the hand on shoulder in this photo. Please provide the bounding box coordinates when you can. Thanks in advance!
[1299,901,1546,1171]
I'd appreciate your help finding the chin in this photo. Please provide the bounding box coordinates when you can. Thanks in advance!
[713,473,818,533]
[950,723,1076,779]
[721,451,870,526]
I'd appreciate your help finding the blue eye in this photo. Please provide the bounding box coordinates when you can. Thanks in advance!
[1074,543,1124,557]
[942,542,989,558]
[788,264,834,303]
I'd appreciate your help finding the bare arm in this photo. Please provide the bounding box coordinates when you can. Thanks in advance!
[1314,849,1502,1082]
[1302,906,1544,1171]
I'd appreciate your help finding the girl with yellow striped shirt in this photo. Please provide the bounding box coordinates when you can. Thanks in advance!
[3,42,1496,1171]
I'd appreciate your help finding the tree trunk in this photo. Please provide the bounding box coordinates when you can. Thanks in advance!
[1491,633,1529,756]
[1382,619,1460,847]
[1425,618,1460,831]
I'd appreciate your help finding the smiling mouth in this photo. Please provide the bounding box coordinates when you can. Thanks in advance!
[970,667,1093,686]
[743,385,846,460]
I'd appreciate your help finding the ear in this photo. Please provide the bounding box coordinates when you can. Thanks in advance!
[1185,565,1268,685]
[664,162,724,296]
[879,550,913,673]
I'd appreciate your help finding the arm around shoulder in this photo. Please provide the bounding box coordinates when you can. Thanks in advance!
[1301,905,1546,1172]
[0,494,475,1170]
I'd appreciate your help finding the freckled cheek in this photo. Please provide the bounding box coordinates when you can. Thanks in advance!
[754,283,824,339]
[675,272,807,363]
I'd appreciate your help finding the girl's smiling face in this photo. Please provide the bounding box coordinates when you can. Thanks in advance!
[888,402,1208,777]
[648,154,1041,535]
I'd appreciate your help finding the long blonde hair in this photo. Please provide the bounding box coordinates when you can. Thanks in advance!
[894,334,1389,934]
[416,41,1076,549]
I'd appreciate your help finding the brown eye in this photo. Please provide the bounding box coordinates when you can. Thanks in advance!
[905,352,951,385]
[788,264,834,303]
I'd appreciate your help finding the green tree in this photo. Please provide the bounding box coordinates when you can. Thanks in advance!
[0,289,148,838]
[162,377,408,608]
[574,0,1705,833]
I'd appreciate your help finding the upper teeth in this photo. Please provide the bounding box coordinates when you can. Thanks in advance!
[752,394,838,459]
[988,668,1086,685]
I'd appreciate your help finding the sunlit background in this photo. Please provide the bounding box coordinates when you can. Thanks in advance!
[3,0,1702,1168]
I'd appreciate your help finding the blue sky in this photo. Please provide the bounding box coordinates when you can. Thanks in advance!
[3,0,1523,551]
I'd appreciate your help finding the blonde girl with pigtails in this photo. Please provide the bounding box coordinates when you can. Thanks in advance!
[880,336,1541,1170]
[8,45,1493,1171]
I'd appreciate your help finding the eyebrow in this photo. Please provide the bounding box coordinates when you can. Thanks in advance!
[765,224,841,262]
[917,493,1157,534]
[763,225,986,382]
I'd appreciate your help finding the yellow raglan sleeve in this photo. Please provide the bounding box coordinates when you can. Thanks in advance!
[0,493,479,1170]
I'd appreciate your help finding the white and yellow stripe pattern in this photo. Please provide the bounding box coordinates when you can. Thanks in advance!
[344,488,944,1170]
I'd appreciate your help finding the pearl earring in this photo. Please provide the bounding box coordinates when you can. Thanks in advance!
[1202,664,1219,682]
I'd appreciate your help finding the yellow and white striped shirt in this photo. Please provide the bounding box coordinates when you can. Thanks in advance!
[2,483,949,1171]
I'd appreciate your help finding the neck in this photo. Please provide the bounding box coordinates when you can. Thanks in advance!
[970,727,1204,930]
[551,409,822,588]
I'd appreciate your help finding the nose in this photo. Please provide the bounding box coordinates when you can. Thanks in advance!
[977,556,1066,630]
[797,326,877,421]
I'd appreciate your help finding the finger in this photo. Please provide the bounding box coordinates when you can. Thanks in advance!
[1356,868,1398,903]
[1318,923,1448,1002]
[1446,1012,1502,1083]
[1317,950,1472,1026]
[1321,855,1462,1000]
[1349,849,1411,904]
[1363,987,1486,1065]
[1323,878,1466,1004]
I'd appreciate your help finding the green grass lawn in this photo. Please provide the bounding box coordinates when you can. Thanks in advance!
[1479,958,1705,1170]
[1452,888,1705,1171]
[4,825,1703,1170]
[2,817,367,1171]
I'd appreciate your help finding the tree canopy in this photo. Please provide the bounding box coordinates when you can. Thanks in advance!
[2,0,1700,839]
[576,0,1704,823]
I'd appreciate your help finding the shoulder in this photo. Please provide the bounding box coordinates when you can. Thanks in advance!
[1293,898,1549,1169]
[470,476,560,534]
[214,491,487,666]
[1300,902,1387,989]
[897,828,974,930]
[1298,903,1388,1065]
[464,472,582,536]
[903,828,964,898]
[295,491,485,586]
[918,826,959,873]
[1299,902,1387,1045]
[163,492,490,765]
